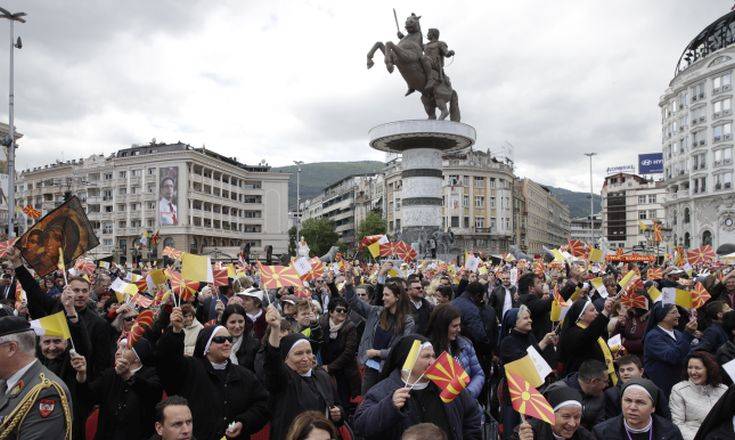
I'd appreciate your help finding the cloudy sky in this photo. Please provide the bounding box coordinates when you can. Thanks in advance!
[0,0,730,192]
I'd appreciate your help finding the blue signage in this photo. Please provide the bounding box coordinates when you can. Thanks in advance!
[638,153,664,174]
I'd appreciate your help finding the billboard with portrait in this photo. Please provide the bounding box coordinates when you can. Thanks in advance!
[638,153,664,174]
[158,166,179,226]
[15,196,100,277]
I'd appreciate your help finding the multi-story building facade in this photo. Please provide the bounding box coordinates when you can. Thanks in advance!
[661,10,735,250]
[384,149,517,253]
[571,213,602,243]
[299,173,383,246]
[514,178,571,255]
[15,142,290,262]
[601,173,666,251]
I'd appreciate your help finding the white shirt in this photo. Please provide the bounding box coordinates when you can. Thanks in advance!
[158,198,178,225]
[502,287,513,318]
[246,309,263,322]
[5,359,36,395]
[658,325,677,340]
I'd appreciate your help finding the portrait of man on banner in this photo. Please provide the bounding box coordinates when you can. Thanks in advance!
[14,196,99,277]
[158,166,178,226]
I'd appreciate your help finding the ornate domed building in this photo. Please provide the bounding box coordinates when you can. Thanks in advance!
[660,11,735,251]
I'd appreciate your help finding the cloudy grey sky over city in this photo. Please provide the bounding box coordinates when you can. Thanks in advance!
[0,0,730,191]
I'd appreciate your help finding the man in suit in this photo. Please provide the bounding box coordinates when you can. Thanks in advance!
[0,316,72,439]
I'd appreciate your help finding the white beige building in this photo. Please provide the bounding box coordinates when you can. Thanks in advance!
[514,178,571,255]
[601,173,666,251]
[15,142,290,262]
[660,10,735,250]
[571,213,602,243]
[384,149,518,253]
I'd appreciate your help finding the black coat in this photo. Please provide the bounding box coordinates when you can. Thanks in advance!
[319,315,361,398]
[512,417,595,440]
[156,330,270,440]
[558,312,609,375]
[556,374,606,430]
[16,265,113,378]
[519,292,553,342]
[499,330,542,365]
[263,343,341,440]
[409,297,434,335]
[80,365,162,440]
[592,415,683,440]
[490,285,519,314]
[233,332,259,372]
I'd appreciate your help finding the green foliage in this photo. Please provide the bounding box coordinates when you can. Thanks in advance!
[301,217,339,257]
[288,226,297,256]
[357,211,387,242]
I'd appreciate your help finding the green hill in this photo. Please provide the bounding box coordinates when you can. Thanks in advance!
[273,161,385,209]
[274,161,601,218]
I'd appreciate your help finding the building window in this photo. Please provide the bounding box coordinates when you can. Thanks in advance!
[684,232,691,248]
[693,176,707,194]
[474,176,484,187]
[714,98,732,117]
[684,207,690,224]
[638,210,647,220]
[713,72,732,93]
[118,221,126,228]
[715,172,733,190]
[147,167,156,175]
[713,123,732,142]
[461,195,468,208]
[463,216,469,228]
[474,196,484,208]
[647,194,656,203]
[692,152,707,171]
[118,187,127,195]
[475,217,485,229]
[703,230,713,246]
[103,172,113,181]
[691,82,705,101]
[692,130,706,147]
[131,169,142,177]
[118,171,127,179]
[451,216,459,228]
[638,195,646,204]
[102,223,113,234]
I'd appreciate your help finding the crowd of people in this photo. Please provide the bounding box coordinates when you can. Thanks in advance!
[1,241,735,440]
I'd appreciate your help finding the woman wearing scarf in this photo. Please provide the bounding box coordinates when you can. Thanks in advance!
[425,303,485,400]
[558,297,614,375]
[352,334,482,440]
[319,296,361,411]
[670,351,728,440]
[499,306,558,439]
[592,378,683,440]
[264,304,343,440]
[221,303,259,371]
[643,303,697,400]
[156,306,270,440]
[515,386,595,440]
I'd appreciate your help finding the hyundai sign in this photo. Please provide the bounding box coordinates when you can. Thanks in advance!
[638,153,664,174]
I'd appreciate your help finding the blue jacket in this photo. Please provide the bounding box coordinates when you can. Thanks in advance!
[454,336,485,400]
[451,292,497,356]
[353,370,482,440]
[643,326,693,399]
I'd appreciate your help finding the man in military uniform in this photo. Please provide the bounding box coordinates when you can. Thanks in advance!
[0,316,72,439]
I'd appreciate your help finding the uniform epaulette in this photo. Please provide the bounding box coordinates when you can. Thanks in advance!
[0,373,72,439]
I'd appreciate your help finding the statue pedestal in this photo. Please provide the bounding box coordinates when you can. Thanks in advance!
[369,120,476,254]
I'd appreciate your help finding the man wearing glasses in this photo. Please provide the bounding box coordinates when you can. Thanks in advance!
[407,275,434,335]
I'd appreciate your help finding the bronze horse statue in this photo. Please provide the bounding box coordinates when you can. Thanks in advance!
[367,13,460,122]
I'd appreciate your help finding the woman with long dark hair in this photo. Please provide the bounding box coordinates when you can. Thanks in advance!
[670,351,728,440]
[424,304,485,400]
[220,303,259,371]
[343,268,415,394]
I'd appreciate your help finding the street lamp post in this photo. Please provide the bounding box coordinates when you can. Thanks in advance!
[0,8,25,238]
[584,152,597,243]
[293,160,304,246]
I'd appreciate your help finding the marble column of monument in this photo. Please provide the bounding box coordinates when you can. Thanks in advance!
[369,120,476,253]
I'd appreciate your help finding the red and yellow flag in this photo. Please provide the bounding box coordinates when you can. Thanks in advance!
[165,269,199,302]
[22,204,41,219]
[258,262,303,289]
[652,222,663,244]
[691,282,711,309]
[424,351,470,403]
[212,268,229,287]
[687,245,717,266]
[506,371,556,425]
[647,268,663,280]
[567,240,588,258]
[620,292,649,310]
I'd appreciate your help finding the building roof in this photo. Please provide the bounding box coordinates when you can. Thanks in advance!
[675,10,735,75]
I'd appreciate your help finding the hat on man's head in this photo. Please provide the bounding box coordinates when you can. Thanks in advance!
[239,287,264,304]
[0,316,31,337]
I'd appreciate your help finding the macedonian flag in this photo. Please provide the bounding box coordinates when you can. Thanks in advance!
[424,351,470,403]
[691,282,711,309]
[258,262,303,289]
[506,371,556,425]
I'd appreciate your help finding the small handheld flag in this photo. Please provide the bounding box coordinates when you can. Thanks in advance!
[506,371,556,425]
[402,340,422,385]
[424,351,470,403]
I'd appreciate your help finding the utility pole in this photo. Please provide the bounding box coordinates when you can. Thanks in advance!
[0,8,25,237]
[584,152,597,243]
[293,160,304,245]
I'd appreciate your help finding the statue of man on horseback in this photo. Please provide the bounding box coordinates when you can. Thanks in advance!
[367,12,461,122]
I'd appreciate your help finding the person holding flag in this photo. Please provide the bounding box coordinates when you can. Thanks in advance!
[558,297,615,376]
[353,334,482,440]
[514,386,595,440]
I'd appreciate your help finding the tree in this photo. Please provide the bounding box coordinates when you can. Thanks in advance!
[357,211,387,242]
[301,217,339,257]
[288,226,297,256]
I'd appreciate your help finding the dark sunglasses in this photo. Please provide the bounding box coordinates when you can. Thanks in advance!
[211,336,233,344]
[334,308,348,314]
[123,316,136,322]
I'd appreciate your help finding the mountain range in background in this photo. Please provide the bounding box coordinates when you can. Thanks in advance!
[273,161,601,219]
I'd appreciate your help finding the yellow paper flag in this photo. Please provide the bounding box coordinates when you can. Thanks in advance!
[402,340,422,379]
[505,354,545,387]
[619,271,636,290]
[551,249,565,263]
[647,285,662,302]
[588,248,603,264]
[181,253,214,283]
[227,263,237,278]
[30,311,71,340]
[148,269,167,286]
[367,242,381,258]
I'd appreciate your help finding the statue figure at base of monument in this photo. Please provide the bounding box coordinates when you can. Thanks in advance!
[367,12,461,122]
